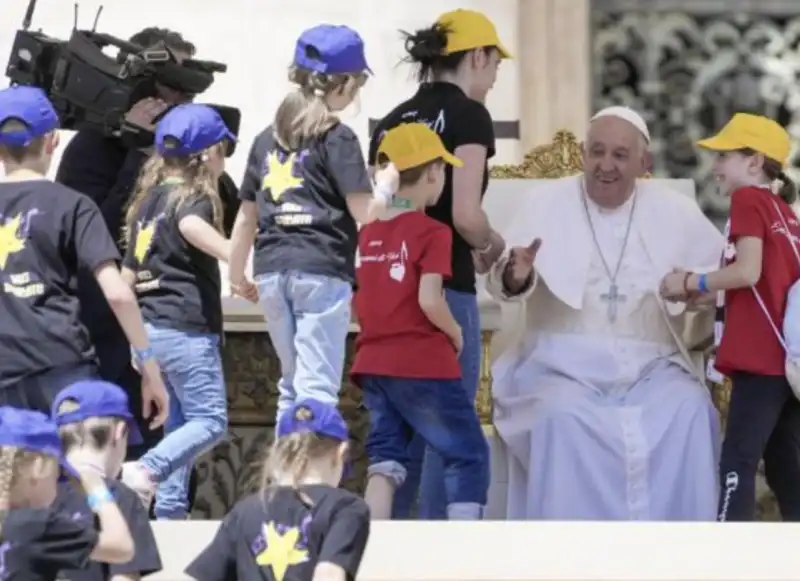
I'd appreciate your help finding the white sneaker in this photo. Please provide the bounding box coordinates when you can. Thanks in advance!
[120,462,155,509]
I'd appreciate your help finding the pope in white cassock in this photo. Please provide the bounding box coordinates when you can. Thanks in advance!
[483,107,725,520]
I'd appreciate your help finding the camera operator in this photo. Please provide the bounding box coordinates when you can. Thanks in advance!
[56,27,239,511]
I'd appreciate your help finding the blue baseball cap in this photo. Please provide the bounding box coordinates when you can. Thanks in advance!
[0,86,59,147]
[52,380,143,445]
[277,399,349,441]
[155,103,235,157]
[293,24,372,75]
[0,406,78,480]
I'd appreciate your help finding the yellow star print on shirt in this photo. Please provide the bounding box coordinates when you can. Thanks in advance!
[255,522,309,581]
[0,214,26,269]
[134,220,157,264]
[262,152,304,202]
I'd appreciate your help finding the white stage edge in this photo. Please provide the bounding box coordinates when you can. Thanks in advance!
[149,520,799,581]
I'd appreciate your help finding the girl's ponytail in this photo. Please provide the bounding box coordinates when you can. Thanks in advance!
[775,170,798,206]
[760,154,797,206]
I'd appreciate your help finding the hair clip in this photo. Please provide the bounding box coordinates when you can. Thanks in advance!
[770,178,785,195]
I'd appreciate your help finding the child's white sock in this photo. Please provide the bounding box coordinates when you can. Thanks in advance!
[447,502,484,520]
[364,474,395,519]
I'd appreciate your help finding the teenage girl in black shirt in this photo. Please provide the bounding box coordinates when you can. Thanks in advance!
[118,104,255,517]
[0,406,133,581]
[229,24,398,423]
[186,399,370,581]
[367,9,510,520]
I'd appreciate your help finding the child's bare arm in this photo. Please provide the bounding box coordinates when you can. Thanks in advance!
[228,201,258,285]
[80,473,135,564]
[179,215,231,262]
[313,562,347,581]
[120,267,136,288]
[702,237,763,290]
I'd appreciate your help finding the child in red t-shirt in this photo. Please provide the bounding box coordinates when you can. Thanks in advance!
[352,123,488,520]
[660,113,800,521]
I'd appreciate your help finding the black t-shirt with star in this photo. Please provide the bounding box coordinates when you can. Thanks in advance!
[122,183,222,335]
[239,123,372,285]
[0,506,98,581]
[368,82,496,294]
[0,180,120,388]
[52,479,162,581]
[185,485,370,581]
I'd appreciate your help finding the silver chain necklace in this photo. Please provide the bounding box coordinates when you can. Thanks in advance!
[580,179,637,323]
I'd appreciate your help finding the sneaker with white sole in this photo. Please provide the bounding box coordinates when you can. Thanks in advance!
[120,462,155,509]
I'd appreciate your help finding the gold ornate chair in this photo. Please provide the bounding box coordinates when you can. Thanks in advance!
[477,130,731,431]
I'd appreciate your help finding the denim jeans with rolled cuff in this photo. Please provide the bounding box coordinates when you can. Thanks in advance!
[363,374,488,519]
[391,288,486,520]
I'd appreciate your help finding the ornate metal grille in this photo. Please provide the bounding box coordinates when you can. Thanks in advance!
[592,0,800,224]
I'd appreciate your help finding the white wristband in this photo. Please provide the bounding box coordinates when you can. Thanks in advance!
[374,182,394,205]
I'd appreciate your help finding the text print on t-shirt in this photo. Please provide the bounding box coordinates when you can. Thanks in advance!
[261,149,315,227]
[0,209,44,299]
[358,238,409,283]
[771,215,800,245]
[375,109,446,144]
[132,214,163,293]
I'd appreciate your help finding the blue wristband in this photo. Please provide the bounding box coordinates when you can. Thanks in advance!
[697,273,709,293]
[132,346,154,365]
[86,486,114,511]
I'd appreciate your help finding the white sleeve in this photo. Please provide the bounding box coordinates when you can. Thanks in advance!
[484,249,538,303]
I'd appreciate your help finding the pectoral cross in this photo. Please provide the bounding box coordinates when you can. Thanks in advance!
[600,283,626,322]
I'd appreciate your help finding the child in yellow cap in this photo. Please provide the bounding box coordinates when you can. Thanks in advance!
[660,113,800,521]
[367,7,510,521]
[352,123,488,520]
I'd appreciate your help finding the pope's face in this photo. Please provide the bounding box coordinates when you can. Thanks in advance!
[582,117,649,208]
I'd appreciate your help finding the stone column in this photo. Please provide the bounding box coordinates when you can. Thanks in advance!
[518,0,592,152]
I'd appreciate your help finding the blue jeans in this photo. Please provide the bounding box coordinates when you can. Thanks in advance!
[139,325,228,520]
[256,271,352,422]
[362,375,488,514]
[392,288,485,519]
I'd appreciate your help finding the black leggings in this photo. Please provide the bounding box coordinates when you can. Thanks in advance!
[718,371,800,521]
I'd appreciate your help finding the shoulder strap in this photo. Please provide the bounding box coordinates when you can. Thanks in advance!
[769,198,800,267]
[751,198,800,353]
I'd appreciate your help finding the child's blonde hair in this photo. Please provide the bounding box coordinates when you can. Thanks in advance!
[260,432,342,499]
[273,66,365,151]
[0,119,45,163]
[124,142,225,244]
[0,446,53,533]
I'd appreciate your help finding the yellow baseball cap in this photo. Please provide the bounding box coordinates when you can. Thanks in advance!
[436,9,512,59]
[378,123,463,171]
[696,113,791,167]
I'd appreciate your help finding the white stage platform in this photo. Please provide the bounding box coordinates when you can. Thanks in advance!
[149,520,799,581]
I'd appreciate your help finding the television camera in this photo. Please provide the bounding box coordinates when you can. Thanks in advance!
[5,0,241,154]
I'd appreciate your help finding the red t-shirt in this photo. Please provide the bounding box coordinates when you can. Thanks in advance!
[715,186,800,376]
[351,212,460,379]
